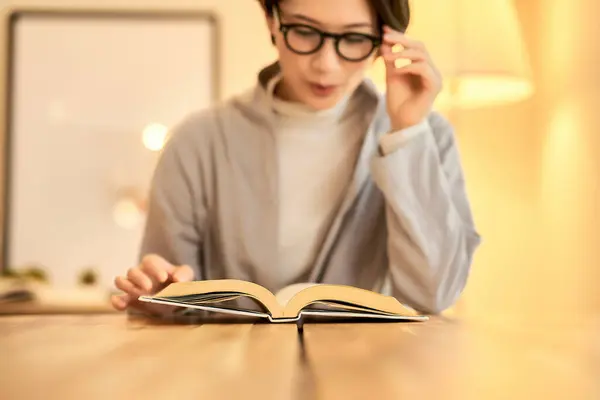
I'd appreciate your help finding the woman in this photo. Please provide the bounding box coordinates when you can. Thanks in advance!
[111,0,481,315]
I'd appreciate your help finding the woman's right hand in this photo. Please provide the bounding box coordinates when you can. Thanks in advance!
[111,254,194,314]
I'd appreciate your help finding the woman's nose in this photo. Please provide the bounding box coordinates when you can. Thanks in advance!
[310,39,342,73]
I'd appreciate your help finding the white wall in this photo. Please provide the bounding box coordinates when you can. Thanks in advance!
[0,0,277,288]
[6,11,216,288]
[0,0,277,102]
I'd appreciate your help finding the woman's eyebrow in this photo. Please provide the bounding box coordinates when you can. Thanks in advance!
[288,13,373,29]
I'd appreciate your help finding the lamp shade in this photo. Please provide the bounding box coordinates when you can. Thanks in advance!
[368,0,534,109]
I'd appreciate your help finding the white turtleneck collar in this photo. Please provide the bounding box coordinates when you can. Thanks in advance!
[265,73,352,123]
[260,72,370,286]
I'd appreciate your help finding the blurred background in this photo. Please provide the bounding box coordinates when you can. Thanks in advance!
[0,0,597,322]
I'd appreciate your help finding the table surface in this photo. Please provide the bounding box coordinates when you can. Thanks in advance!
[0,312,598,400]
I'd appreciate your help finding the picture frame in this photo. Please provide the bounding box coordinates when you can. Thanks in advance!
[0,7,221,288]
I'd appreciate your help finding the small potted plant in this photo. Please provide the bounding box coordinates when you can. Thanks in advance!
[78,267,99,287]
[2,264,50,284]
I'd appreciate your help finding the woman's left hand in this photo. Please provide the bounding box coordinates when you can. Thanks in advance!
[380,25,442,131]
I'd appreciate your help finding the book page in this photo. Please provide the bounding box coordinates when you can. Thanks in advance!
[307,301,399,314]
[274,283,319,307]
[147,279,285,318]
[282,284,422,318]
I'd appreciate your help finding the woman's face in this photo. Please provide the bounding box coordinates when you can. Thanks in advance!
[266,0,379,110]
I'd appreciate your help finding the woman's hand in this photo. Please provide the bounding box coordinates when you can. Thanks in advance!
[380,25,442,131]
[111,254,194,315]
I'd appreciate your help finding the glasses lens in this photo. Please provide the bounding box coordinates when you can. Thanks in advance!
[338,34,376,60]
[285,26,323,53]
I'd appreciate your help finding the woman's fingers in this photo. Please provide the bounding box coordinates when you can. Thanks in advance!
[381,46,428,64]
[391,60,439,90]
[111,292,174,316]
[141,255,175,279]
[140,259,169,284]
[382,25,426,50]
[379,31,442,91]
[380,25,437,72]
[112,255,195,314]
[111,293,129,310]
[172,265,195,282]
[114,276,143,296]
[126,267,153,293]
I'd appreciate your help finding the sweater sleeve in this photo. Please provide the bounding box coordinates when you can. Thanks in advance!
[138,117,206,279]
[370,112,481,314]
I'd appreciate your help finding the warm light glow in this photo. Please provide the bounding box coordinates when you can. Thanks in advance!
[113,197,145,229]
[434,86,453,113]
[142,123,169,151]
[366,0,534,109]
[451,75,535,109]
[540,99,586,213]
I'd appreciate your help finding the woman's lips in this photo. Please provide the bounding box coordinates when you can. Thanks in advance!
[309,82,338,97]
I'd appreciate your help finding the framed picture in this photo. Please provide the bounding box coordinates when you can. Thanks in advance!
[1,8,220,289]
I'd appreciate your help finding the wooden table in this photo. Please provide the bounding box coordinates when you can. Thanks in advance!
[0,312,598,399]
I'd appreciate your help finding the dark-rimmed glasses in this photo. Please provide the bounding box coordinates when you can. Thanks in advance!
[274,6,381,62]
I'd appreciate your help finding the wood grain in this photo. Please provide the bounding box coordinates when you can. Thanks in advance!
[0,313,598,400]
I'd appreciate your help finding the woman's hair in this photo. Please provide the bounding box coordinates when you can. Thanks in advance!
[258,0,410,34]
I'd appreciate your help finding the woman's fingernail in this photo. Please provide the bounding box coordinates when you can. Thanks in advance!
[112,295,125,309]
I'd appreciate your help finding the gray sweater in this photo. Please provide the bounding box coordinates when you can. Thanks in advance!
[139,62,482,314]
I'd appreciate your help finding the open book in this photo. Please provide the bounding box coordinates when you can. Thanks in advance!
[138,279,428,323]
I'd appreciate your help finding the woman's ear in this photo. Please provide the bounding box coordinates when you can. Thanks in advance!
[374,47,382,59]
[262,10,277,46]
